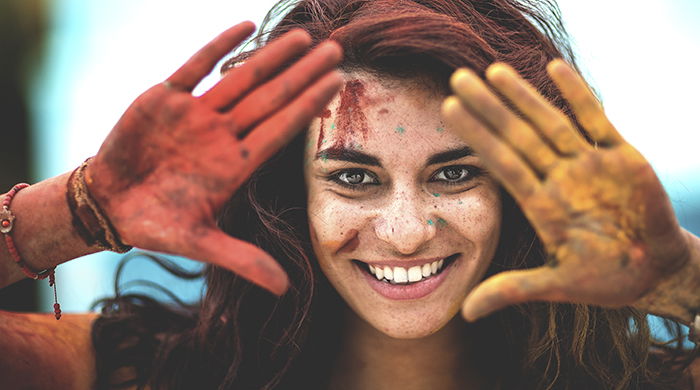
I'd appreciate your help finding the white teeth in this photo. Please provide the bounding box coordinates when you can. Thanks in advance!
[407,266,422,282]
[421,263,431,277]
[393,267,408,283]
[366,257,452,284]
[430,261,438,274]
[383,266,393,280]
[374,266,384,280]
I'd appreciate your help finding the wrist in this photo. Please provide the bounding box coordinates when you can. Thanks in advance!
[633,229,700,327]
[67,157,131,252]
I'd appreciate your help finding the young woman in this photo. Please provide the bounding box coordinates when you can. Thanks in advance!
[2,0,700,389]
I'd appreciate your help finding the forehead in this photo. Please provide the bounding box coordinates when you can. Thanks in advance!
[308,72,469,159]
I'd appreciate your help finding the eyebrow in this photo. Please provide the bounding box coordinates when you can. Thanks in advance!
[315,145,474,167]
[315,147,381,166]
[425,146,475,166]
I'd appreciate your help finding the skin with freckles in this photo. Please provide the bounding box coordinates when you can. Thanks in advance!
[305,71,502,339]
[441,59,700,324]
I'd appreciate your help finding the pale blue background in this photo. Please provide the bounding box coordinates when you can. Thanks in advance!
[30,1,700,343]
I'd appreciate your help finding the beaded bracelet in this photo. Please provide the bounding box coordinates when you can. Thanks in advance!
[1,183,61,320]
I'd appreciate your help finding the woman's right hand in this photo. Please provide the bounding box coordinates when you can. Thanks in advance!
[85,22,343,295]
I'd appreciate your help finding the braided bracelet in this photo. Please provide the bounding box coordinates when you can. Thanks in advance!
[1,183,61,320]
[67,157,132,253]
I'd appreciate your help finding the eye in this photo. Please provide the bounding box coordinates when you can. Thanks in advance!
[329,169,379,189]
[432,166,471,183]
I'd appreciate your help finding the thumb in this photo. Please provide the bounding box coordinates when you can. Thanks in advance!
[187,228,290,296]
[462,267,562,321]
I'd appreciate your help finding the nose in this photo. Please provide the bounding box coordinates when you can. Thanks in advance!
[373,192,437,254]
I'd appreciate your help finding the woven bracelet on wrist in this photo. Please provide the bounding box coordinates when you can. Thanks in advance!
[1,183,61,320]
[67,157,131,253]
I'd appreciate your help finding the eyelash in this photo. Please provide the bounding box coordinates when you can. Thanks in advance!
[327,169,380,190]
[326,165,482,191]
[430,165,483,186]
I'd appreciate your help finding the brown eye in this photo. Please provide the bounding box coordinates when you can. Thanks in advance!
[330,169,379,189]
[342,171,365,184]
[434,166,469,182]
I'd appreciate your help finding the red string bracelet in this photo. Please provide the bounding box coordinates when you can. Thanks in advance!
[1,183,61,320]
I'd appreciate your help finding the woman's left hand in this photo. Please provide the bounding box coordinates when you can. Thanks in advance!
[442,60,691,321]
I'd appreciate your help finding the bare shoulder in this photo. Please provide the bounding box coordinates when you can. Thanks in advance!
[0,310,98,390]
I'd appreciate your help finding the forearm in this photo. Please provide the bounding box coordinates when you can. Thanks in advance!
[633,228,700,325]
[0,171,101,289]
[0,311,97,389]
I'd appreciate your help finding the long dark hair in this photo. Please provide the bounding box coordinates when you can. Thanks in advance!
[92,1,695,389]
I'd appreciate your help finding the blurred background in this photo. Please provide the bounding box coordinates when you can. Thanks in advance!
[0,0,699,335]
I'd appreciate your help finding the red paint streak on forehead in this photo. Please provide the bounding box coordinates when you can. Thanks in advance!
[333,80,368,147]
[317,117,326,150]
[316,110,331,151]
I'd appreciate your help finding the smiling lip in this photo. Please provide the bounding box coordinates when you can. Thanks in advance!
[355,255,459,300]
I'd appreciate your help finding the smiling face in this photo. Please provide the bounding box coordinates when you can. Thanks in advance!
[304,71,502,338]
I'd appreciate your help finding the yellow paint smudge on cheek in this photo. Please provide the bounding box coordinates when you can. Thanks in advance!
[320,240,344,249]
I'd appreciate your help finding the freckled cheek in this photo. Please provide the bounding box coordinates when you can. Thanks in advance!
[308,193,372,252]
[440,189,502,246]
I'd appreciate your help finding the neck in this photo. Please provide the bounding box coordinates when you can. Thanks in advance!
[328,308,490,390]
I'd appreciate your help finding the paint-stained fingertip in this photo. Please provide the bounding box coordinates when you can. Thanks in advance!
[283,27,313,46]
[485,62,514,82]
[461,298,487,323]
[324,70,346,95]
[317,40,344,60]
[440,95,463,118]
[449,68,477,90]
[546,58,571,76]
[254,257,291,296]
[234,20,256,32]
[239,20,256,29]
[266,272,290,296]
[220,21,256,40]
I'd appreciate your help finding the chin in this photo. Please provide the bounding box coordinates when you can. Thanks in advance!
[352,298,464,339]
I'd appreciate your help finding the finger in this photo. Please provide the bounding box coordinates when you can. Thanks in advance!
[485,63,589,156]
[442,96,540,202]
[450,68,559,175]
[199,29,313,111]
[166,21,256,92]
[225,41,343,136]
[240,71,344,173]
[189,228,289,296]
[462,267,562,321]
[546,59,625,146]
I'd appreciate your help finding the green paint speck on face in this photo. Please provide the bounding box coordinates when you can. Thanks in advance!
[330,123,336,130]
[320,152,328,162]
[437,218,447,226]
[427,219,434,225]
[436,127,445,132]
[458,200,463,205]
[395,126,405,134]
[432,192,441,197]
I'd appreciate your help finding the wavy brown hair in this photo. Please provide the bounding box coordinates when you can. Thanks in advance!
[92,0,696,389]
